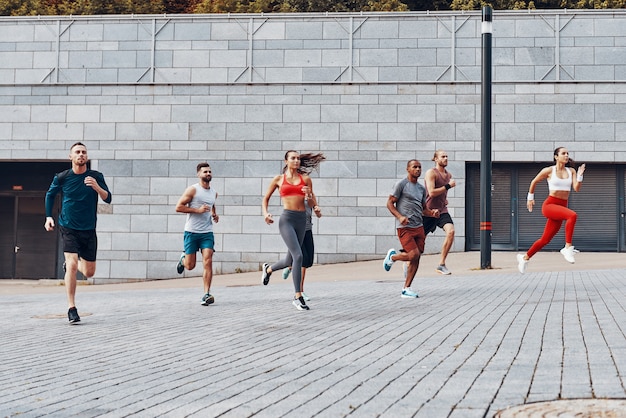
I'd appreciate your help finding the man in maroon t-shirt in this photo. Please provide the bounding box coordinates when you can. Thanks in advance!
[423,150,456,275]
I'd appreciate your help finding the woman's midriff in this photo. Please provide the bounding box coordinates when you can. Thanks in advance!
[282,195,306,211]
[549,190,570,200]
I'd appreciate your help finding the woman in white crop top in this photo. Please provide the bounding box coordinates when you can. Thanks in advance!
[516,147,586,273]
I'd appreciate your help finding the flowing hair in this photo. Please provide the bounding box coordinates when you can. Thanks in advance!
[282,150,326,174]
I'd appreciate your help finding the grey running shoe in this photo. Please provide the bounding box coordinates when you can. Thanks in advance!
[201,293,214,306]
[262,263,271,285]
[517,254,528,274]
[436,264,451,275]
[302,292,310,301]
[176,252,185,274]
[68,307,81,324]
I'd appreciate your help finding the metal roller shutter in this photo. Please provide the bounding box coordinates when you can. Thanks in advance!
[491,167,513,245]
[568,165,618,250]
[468,165,512,247]
[622,167,626,251]
[467,164,513,248]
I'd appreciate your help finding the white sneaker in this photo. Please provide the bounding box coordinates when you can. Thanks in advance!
[560,246,576,263]
[401,287,419,298]
[517,254,528,274]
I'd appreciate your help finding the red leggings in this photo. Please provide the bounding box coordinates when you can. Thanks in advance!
[527,196,577,258]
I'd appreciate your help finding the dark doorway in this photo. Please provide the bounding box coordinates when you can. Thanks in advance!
[0,161,70,279]
[621,166,626,252]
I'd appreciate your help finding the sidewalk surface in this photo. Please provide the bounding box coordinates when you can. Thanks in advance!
[1,251,626,417]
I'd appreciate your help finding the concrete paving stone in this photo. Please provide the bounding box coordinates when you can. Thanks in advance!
[560,385,594,399]
[592,387,626,399]
[448,407,487,418]
[458,383,505,406]
[435,375,477,398]
[489,395,528,414]
[528,377,562,394]
[526,393,562,404]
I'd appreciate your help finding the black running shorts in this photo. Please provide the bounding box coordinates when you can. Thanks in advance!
[59,226,98,262]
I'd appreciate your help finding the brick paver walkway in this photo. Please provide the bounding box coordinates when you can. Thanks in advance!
[2,262,626,417]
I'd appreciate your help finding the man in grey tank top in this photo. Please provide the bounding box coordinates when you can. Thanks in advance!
[175,162,219,306]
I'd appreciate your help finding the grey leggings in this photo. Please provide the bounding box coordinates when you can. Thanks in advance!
[271,209,306,293]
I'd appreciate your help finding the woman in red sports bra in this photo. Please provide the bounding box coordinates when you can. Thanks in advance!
[261,150,325,311]
[517,147,586,274]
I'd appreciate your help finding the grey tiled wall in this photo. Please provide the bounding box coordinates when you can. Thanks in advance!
[0,10,625,280]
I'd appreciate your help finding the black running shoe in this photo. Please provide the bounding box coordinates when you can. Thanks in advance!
[201,293,214,306]
[68,307,81,324]
[261,263,271,285]
[292,296,310,311]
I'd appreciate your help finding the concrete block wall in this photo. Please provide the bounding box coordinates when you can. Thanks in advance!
[2,11,626,85]
[0,10,624,280]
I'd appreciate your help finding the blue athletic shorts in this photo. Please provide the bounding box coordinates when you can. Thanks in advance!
[183,231,215,255]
